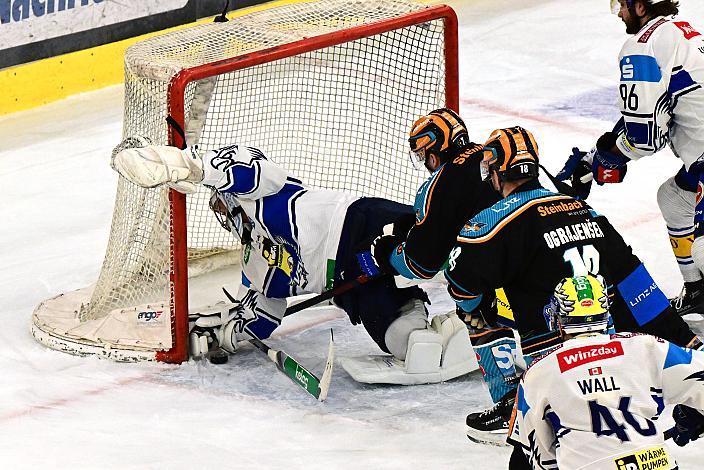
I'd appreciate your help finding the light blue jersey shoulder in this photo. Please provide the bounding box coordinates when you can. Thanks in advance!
[461,188,604,243]
[458,188,603,240]
[458,188,555,238]
[414,163,445,223]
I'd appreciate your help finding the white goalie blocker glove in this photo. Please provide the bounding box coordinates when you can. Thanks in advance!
[188,300,251,358]
[188,289,286,359]
[110,136,204,194]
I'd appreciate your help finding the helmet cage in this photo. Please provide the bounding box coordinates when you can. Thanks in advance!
[550,275,611,336]
[558,312,610,335]
[209,191,253,244]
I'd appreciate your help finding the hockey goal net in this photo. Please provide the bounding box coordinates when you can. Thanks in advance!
[31,0,458,363]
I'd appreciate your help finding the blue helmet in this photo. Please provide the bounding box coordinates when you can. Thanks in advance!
[611,0,668,14]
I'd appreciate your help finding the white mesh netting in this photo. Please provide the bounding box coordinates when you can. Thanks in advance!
[32,0,453,360]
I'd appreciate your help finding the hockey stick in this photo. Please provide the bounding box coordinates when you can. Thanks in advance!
[216,273,384,398]
[221,287,338,401]
[238,274,383,399]
[284,273,387,317]
[249,330,335,401]
[539,164,583,199]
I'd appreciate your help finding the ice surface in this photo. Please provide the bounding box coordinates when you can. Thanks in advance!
[2,0,704,468]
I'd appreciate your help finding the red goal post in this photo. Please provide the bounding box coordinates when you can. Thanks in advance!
[32,0,459,364]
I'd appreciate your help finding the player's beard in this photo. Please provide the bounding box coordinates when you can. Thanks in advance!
[624,8,643,34]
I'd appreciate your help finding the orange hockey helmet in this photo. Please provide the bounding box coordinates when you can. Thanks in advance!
[408,108,469,165]
[480,126,540,182]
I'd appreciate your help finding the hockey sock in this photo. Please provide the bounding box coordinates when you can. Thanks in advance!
[520,330,563,368]
[470,327,519,403]
[657,174,702,281]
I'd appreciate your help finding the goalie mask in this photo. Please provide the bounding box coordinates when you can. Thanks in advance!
[480,126,539,182]
[544,274,611,336]
[209,191,253,244]
[408,108,469,170]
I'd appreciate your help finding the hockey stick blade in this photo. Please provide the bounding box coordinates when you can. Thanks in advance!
[248,329,335,401]
[220,287,335,400]
[317,329,335,401]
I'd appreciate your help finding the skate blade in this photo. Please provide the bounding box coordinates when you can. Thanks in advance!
[466,430,510,447]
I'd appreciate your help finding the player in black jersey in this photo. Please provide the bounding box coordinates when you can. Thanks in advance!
[364,110,522,436]
[444,126,702,449]
[370,108,499,280]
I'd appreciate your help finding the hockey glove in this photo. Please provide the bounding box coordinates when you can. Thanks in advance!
[671,404,704,447]
[357,235,402,277]
[459,293,499,331]
[372,234,402,274]
[111,136,204,193]
[189,300,246,357]
[592,131,629,185]
[556,148,593,200]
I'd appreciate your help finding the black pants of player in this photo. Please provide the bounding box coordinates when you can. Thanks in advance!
[334,197,427,354]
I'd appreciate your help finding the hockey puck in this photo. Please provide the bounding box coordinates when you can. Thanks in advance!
[209,350,229,364]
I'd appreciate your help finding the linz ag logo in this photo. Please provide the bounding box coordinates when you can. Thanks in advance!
[137,310,163,322]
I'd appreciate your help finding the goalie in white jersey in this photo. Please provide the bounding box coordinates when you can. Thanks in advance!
[557,0,704,316]
[110,137,473,384]
[508,274,704,470]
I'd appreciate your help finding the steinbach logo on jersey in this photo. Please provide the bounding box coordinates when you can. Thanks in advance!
[536,200,583,217]
[556,341,624,372]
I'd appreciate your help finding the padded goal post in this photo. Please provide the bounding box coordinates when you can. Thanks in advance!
[31,0,459,363]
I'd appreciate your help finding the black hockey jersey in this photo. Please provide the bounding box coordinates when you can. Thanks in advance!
[389,143,500,279]
[444,182,697,347]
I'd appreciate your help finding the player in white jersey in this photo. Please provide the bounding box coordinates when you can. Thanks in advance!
[508,274,704,470]
[557,0,704,315]
[110,137,474,384]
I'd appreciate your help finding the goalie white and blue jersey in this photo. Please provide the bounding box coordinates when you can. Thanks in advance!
[615,16,704,169]
[508,332,704,470]
[201,144,359,298]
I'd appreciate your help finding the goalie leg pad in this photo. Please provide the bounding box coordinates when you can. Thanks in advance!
[404,328,443,374]
[433,312,476,379]
[383,298,428,361]
[340,312,477,385]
